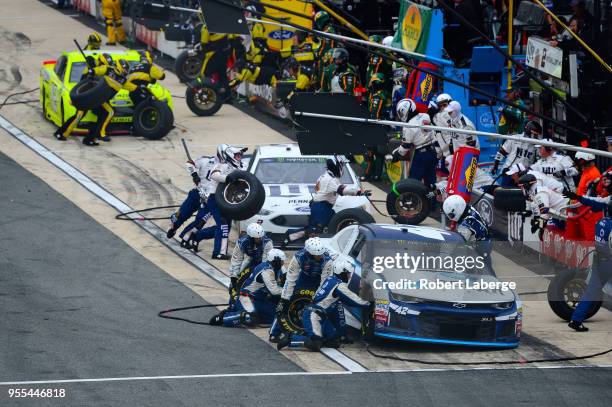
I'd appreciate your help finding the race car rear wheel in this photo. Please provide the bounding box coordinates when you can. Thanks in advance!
[279,291,315,335]
[547,268,602,321]
[185,78,223,116]
[70,77,116,111]
[175,50,202,83]
[386,179,430,225]
[494,188,526,212]
[132,100,174,140]
[214,171,265,221]
[328,208,375,234]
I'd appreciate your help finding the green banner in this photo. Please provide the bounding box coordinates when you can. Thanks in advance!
[392,0,432,54]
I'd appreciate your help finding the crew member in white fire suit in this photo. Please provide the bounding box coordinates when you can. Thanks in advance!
[442,100,479,152]
[505,163,564,192]
[491,120,540,186]
[518,173,568,237]
[282,157,370,247]
[530,139,578,191]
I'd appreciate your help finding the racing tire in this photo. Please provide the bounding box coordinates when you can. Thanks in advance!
[278,291,315,335]
[386,179,430,225]
[185,78,223,116]
[214,171,265,221]
[547,268,602,321]
[328,208,375,234]
[493,188,526,212]
[70,77,116,111]
[175,50,202,83]
[132,100,174,140]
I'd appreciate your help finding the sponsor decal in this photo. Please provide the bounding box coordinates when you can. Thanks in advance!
[268,30,294,40]
[389,302,413,316]
[295,206,311,213]
[479,111,495,128]
[452,303,466,309]
[476,199,494,227]
[464,156,478,192]
[401,5,422,51]
[374,300,390,325]
[419,73,433,102]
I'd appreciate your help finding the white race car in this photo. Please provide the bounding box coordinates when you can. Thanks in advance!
[239,144,372,247]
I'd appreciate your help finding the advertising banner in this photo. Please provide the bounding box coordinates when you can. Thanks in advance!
[391,0,432,54]
[526,36,563,79]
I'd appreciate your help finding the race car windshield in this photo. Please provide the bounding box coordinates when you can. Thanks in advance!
[255,157,353,184]
[69,60,140,83]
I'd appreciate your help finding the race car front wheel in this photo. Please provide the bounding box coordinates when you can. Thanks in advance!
[279,291,314,335]
[328,208,375,234]
[185,78,223,116]
[214,171,265,221]
[175,50,202,83]
[547,268,602,321]
[386,179,430,225]
[70,77,117,111]
[132,100,174,140]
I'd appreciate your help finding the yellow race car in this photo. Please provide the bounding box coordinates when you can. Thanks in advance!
[40,49,174,139]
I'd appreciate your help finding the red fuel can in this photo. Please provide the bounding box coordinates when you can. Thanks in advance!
[446,146,480,202]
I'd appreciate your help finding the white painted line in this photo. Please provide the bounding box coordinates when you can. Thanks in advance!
[0,114,366,373]
[1,364,610,386]
[0,371,352,386]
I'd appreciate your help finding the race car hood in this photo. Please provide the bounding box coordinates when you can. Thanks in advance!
[261,184,370,213]
[379,269,516,303]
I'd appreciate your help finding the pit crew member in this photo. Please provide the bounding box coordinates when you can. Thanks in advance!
[530,139,578,191]
[490,120,540,186]
[443,194,492,266]
[562,188,612,332]
[100,0,126,45]
[282,157,370,246]
[269,237,334,342]
[518,173,568,235]
[505,163,564,192]
[391,98,441,190]
[443,100,479,151]
[124,50,166,107]
[226,223,273,307]
[211,249,287,327]
[277,258,370,351]
[575,152,601,196]
[85,32,102,50]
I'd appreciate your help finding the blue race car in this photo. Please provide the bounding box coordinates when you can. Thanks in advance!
[324,224,522,348]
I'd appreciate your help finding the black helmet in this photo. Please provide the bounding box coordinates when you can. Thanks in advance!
[332,48,349,65]
[524,120,542,137]
[326,157,343,178]
[517,173,537,196]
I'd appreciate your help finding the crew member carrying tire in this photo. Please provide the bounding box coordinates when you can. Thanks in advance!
[282,157,371,247]
[100,0,126,46]
[562,188,612,332]
[269,237,334,343]
[226,223,274,309]
[277,258,371,351]
[443,194,492,267]
[166,154,216,249]
[211,249,287,327]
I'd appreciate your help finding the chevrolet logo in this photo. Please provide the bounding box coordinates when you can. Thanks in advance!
[452,303,467,308]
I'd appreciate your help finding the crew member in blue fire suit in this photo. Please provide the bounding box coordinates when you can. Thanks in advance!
[269,237,334,342]
[563,187,612,332]
[277,258,371,351]
[443,194,492,267]
[211,249,287,327]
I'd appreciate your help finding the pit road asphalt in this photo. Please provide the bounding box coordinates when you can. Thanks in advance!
[1,151,611,406]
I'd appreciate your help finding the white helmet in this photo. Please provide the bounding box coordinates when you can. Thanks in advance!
[575,151,595,162]
[222,145,246,168]
[382,36,394,47]
[443,194,467,221]
[305,237,326,256]
[216,143,229,162]
[267,248,286,263]
[396,98,416,122]
[444,100,462,122]
[436,93,453,104]
[246,223,265,238]
[332,258,355,276]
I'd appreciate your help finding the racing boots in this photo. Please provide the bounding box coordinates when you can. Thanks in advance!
[209,310,225,326]
[276,334,291,351]
[166,214,178,238]
[304,335,323,352]
[212,254,231,261]
[82,135,99,146]
[188,232,199,253]
[568,321,589,332]
[53,128,67,141]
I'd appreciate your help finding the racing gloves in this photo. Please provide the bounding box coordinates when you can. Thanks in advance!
[562,188,580,200]
[357,189,372,197]
[530,217,546,234]
[191,172,201,185]
[276,298,289,317]
[225,171,239,183]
